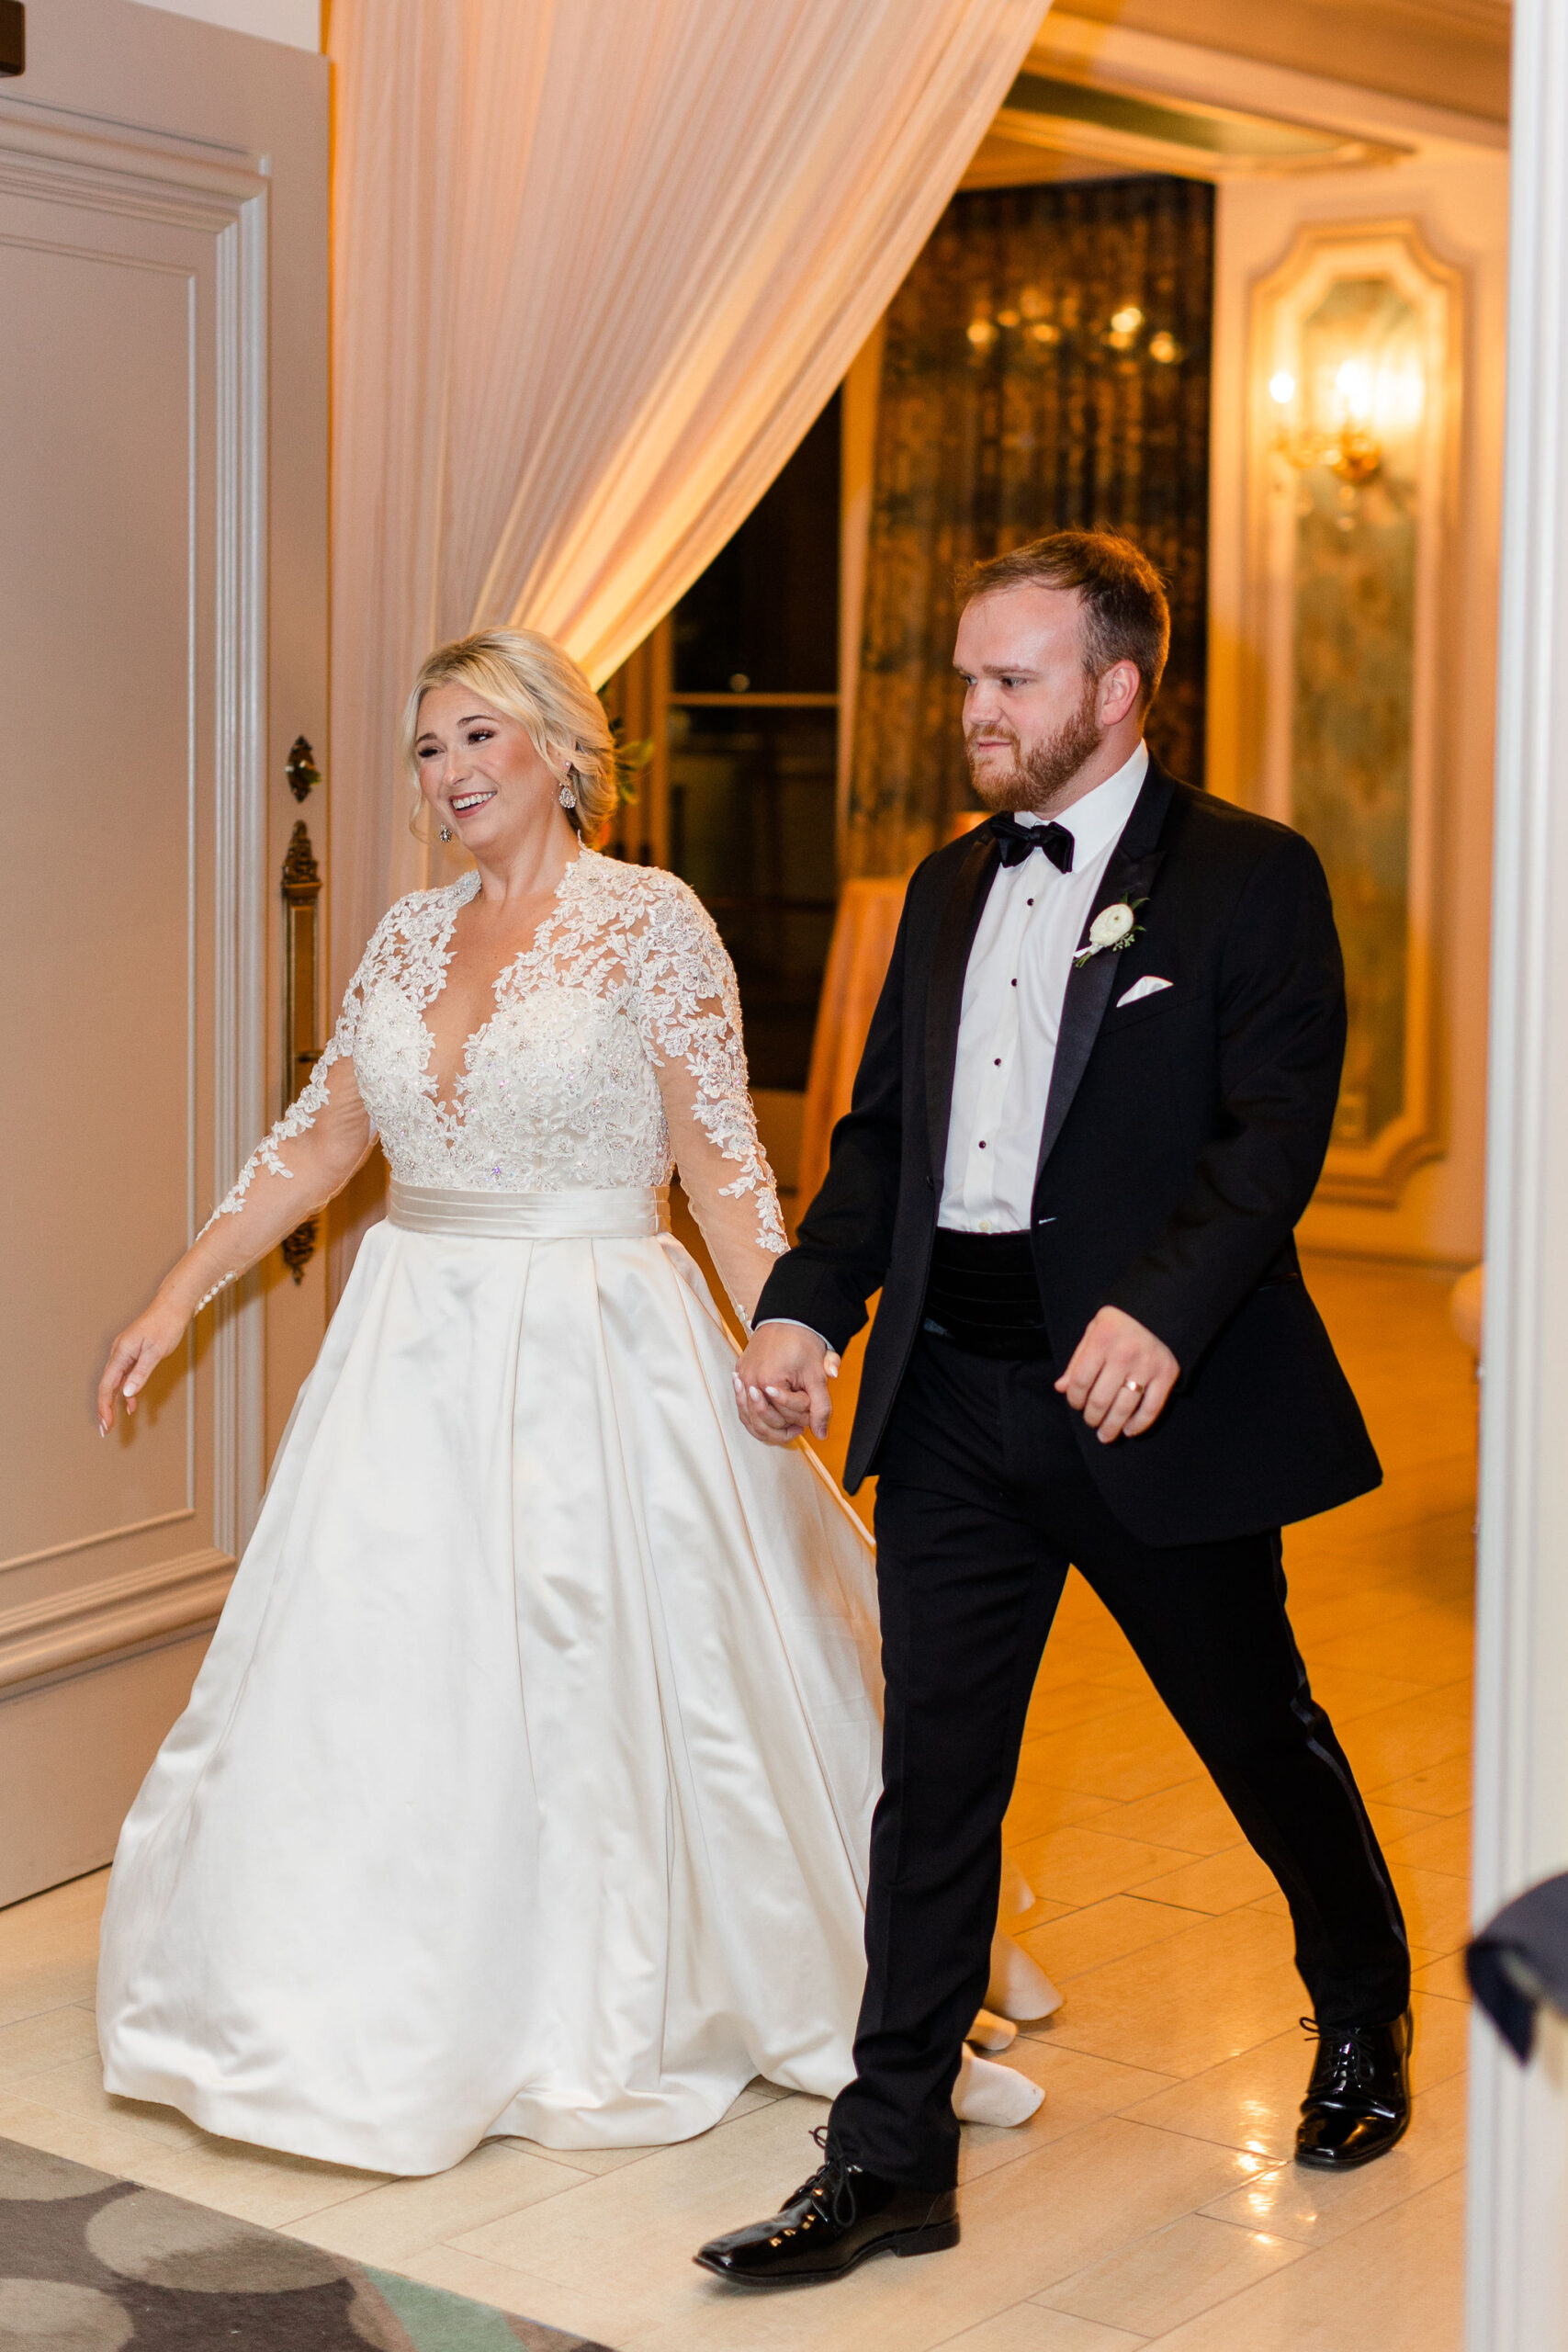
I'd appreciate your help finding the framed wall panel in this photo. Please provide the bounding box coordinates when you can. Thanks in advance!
[0,0,328,1905]
[1248,220,1462,1206]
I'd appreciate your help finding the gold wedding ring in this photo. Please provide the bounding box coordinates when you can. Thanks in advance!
[1122,1379,1145,1396]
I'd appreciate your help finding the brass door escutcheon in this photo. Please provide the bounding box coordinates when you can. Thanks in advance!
[286,734,321,801]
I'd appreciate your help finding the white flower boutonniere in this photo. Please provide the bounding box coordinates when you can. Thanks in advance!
[1074,896,1147,967]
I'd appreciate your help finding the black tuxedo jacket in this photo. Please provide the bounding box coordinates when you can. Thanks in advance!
[755,756,1382,1547]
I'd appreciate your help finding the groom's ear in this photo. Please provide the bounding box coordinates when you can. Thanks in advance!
[1096,659,1142,729]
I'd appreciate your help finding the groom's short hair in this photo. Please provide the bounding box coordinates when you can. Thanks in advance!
[960,530,1171,714]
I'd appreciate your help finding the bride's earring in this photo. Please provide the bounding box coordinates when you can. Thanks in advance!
[558,775,578,811]
[438,825,453,842]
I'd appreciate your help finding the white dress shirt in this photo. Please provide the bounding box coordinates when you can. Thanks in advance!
[939,741,1148,1235]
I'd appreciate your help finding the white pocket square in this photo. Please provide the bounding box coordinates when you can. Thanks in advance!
[1117,975,1173,1009]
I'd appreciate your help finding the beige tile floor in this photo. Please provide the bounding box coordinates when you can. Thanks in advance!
[0,1255,1476,2349]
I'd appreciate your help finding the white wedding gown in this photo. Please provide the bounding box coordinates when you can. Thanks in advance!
[97,852,1048,2176]
[97,853,903,2174]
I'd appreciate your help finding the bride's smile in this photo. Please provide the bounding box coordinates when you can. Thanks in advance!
[414,682,576,861]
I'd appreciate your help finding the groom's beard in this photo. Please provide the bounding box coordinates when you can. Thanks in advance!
[966,677,1104,814]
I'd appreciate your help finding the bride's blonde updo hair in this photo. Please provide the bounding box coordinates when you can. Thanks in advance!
[402,628,618,842]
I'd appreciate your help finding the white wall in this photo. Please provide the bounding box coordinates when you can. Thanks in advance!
[126,0,321,51]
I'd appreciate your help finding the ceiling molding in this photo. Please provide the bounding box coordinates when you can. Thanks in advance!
[1044,1,1509,127]
[974,69,1409,184]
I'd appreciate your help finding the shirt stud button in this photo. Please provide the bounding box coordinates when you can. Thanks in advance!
[978,1140,987,1149]
[1010,978,1018,987]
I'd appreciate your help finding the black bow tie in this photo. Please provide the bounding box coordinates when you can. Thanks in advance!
[984,811,1075,873]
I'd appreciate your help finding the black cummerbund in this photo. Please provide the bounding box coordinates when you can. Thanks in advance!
[922,1226,1051,1360]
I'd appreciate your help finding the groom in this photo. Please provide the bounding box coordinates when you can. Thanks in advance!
[696,530,1412,2287]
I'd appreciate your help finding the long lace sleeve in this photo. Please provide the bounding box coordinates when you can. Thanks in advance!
[182,924,385,1310]
[632,877,787,1325]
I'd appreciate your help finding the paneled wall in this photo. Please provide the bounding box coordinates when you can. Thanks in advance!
[1208,150,1509,1265]
[0,0,328,1905]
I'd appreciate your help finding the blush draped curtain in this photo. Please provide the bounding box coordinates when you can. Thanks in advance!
[326,0,1045,992]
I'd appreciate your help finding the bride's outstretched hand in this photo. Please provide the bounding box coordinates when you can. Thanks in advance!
[98,1291,192,1433]
[732,1323,840,1445]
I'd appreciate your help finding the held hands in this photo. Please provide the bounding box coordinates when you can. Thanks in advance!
[732,1323,840,1446]
[97,1288,193,1434]
[1057,1305,1179,1442]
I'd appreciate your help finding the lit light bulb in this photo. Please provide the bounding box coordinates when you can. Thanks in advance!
[1269,371,1295,406]
[1335,357,1373,421]
[1110,305,1144,334]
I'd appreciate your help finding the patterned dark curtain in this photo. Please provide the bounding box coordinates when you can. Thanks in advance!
[847,175,1214,877]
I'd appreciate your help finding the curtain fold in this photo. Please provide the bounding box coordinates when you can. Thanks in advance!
[326,0,1045,991]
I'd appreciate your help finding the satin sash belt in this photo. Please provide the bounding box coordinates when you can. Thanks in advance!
[388,1181,669,1240]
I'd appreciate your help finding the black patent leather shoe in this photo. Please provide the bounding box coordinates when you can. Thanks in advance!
[1295,2009,1413,2168]
[694,2130,959,2285]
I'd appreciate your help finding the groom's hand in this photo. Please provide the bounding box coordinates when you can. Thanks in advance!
[733,1322,840,1445]
[1057,1306,1179,1442]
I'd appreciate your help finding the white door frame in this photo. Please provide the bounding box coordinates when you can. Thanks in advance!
[0,104,271,1597]
[1467,1,1568,2341]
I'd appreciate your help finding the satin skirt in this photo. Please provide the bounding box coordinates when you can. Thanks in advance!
[96,1189,884,2175]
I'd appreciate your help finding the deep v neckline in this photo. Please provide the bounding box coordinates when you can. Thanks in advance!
[418,857,584,1119]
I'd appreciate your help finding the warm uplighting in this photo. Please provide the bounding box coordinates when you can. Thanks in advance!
[1269,340,1384,485]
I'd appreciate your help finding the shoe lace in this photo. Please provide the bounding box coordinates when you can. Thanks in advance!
[792,2124,860,2227]
[1301,2017,1382,2098]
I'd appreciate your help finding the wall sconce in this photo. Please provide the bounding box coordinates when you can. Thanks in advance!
[1268,360,1382,485]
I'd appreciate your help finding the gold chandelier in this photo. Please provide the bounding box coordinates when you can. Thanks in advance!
[1269,361,1382,486]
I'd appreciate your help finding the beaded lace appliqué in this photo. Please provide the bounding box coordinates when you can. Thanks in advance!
[204,854,785,1256]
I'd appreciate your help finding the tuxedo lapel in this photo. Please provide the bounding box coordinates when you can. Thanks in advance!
[924,831,1001,1182]
[1035,763,1174,1182]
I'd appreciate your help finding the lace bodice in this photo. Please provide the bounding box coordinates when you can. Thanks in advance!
[201,854,787,1317]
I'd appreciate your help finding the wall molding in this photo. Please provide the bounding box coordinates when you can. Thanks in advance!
[0,1548,234,1695]
[0,104,270,1648]
[1467,2,1568,2344]
[1249,217,1464,1209]
[0,107,265,220]
[0,1510,197,1579]
[209,160,271,1556]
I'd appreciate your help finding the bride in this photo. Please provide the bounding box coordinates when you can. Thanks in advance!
[95,628,1054,2177]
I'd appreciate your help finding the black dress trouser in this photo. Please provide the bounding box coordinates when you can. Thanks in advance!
[828,1334,1411,2191]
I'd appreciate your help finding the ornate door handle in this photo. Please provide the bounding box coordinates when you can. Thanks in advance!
[281,786,323,1282]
